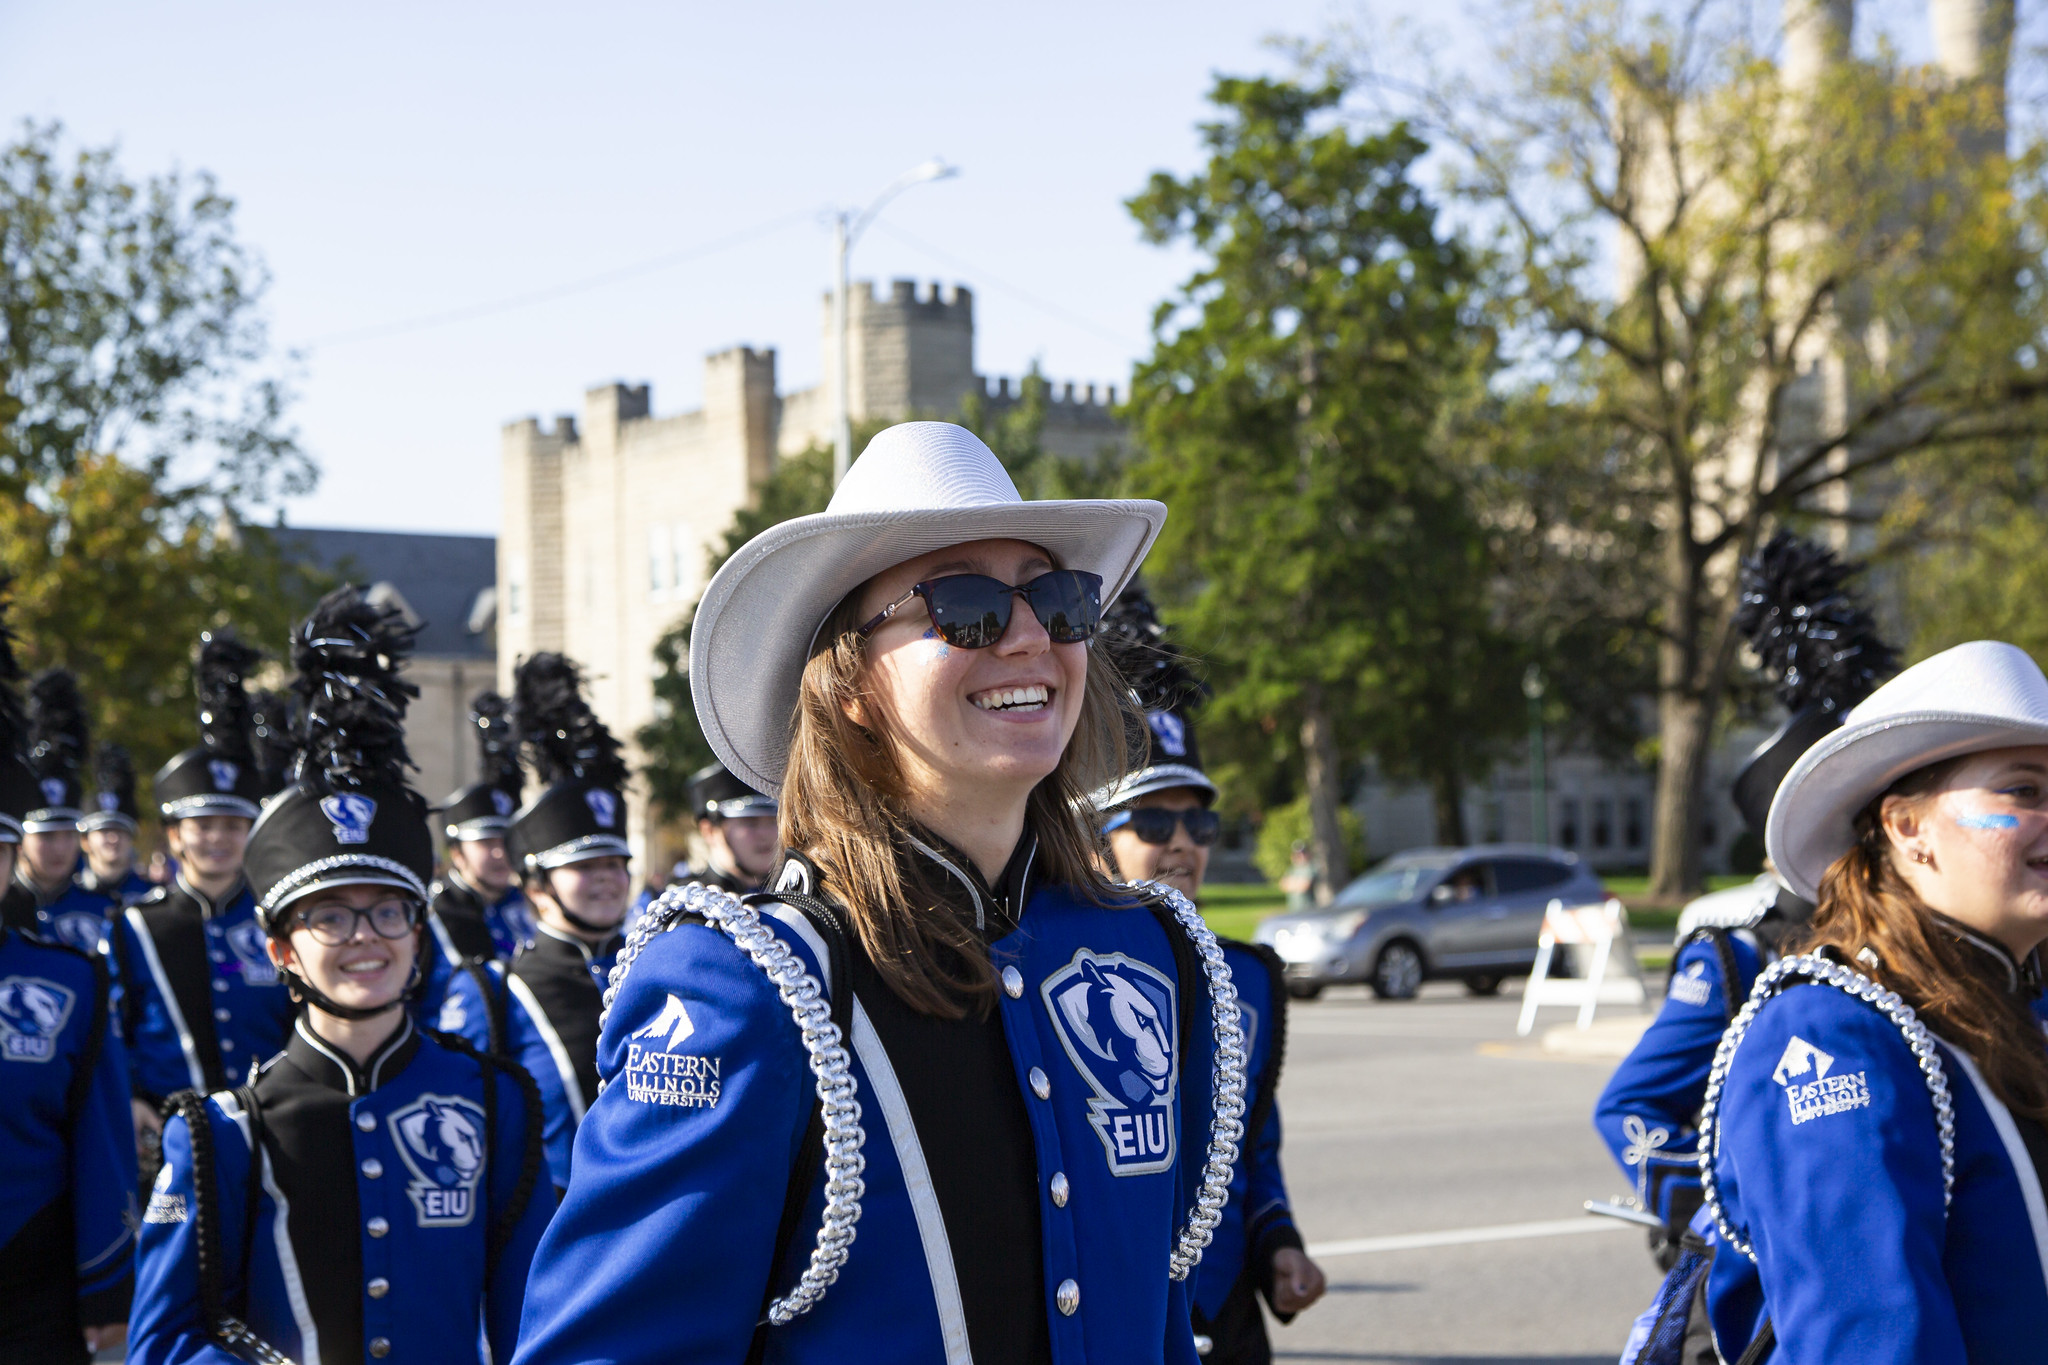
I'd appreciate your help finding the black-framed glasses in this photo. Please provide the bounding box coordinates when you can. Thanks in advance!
[296,898,419,946]
[1104,806,1223,847]
[857,570,1104,650]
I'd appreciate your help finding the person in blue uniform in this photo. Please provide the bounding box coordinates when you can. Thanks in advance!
[1097,583,1324,1363]
[1693,640,2048,1363]
[513,422,1245,1365]
[79,742,157,905]
[114,631,293,1165]
[418,691,533,1022]
[9,669,122,956]
[0,603,138,1363]
[1594,533,1896,1267]
[439,653,632,1192]
[128,584,551,1365]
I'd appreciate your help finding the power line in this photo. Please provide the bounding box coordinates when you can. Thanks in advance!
[865,218,1147,353]
[297,210,815,350]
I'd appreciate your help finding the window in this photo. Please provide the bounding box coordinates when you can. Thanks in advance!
[1492,858,1574,894]
[671,521,695,602]
[1592,797,1613,849]
[648,525,670,598]
[1625,797,1645,849]
[1559,798,1581,848]
[506,556,526,620]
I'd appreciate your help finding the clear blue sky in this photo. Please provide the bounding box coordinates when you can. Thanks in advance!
[2,0,1394,534]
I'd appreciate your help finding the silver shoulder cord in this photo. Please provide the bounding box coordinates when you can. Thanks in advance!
[216,1316,296,1365]
[1697,952,1956,1263]
[600,877,1250,1321]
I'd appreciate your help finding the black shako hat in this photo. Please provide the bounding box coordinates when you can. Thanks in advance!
[245,585,434,929]
[438,691,523,841]
[0,579,39,844]
[1730,532,1899,839]
[24,669,90,832]
[155,631,270,822]
[507,653,630,873]
[687,760,776,821]
[81,743,140,834]
[1092,580,1216,810]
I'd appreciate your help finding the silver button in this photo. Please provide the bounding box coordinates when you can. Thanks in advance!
[367,1277,389,1299]
[1029,1066,1050,1100]
[220,1038,235,1052]
[1049,1172,1069,1208]
[361,1158,383,1179]
[214,1008,231,1022]
[208,951,227,963]
[1002,966,1024,998]
[356,1112,377,1132]
[212,979,229,992]
[366,1216,389,1238]
[369,1338,391,1358]
[1194,1332,1215,1356]
[1056,1278,1080,1316]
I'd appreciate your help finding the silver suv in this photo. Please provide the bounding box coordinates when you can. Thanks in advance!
[1252,845,1605,1000]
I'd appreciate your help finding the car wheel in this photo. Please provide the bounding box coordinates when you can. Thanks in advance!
[1285,981,1324,1001]
[1370,941,1424,1000]
[1464,973,1503,997]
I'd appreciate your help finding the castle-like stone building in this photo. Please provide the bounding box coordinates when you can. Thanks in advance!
[497,279,1124,870]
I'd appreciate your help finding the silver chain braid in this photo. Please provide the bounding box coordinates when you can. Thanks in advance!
[1698,952,1955,1263]
[1135,881,1251,1282]
[600,881,867,1324]
[216,1315,296,1365]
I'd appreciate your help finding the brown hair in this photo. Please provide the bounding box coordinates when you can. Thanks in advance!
[779,589,1134,1019]
[1801,757,2048,1126]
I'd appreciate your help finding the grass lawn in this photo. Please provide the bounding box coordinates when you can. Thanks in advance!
[1197,882,1287,942]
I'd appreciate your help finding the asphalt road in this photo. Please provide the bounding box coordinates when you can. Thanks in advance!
[1260,981,1665,1364]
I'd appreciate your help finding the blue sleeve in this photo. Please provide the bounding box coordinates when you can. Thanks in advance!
[74,996,138,1323]
[1593,935,1753,1220]
[127,1106,249,1365]
[435,964,493,1053]
[484,1064,553,1358]
[510,921,812,1365]
[114,916,200,1104]
[1244,1105,1300,1264]
[1712,987,1963,1364]
[499,994,577,1192]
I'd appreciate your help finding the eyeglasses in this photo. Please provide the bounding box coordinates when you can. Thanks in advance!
[1103,806,1223,847]
[857,570,1104,650]
[296,899,419,946]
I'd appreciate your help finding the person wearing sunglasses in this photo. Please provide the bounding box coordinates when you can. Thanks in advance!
[128,586,550,1365]
[513,421,1247,1365]
[1096,585,1326,1364]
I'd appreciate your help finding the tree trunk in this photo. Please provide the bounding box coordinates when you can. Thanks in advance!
[1649,520,1710,900]
[1301,682,1349,906]
[1431,767,1467,846]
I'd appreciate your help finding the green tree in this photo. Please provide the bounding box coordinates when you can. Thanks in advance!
[1125,76,1508,900]
[1323,0,2048,894]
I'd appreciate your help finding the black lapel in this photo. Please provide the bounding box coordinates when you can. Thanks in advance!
[511,932,605,1106]
[431,879,498,961]
[136,893,229,1091]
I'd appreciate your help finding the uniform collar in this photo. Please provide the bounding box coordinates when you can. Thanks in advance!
[175,872,248,920]
[902,826,1039,938]
[13,866,58,910]
[76,866,127,896]
[1932,912,2044,999]
[533,919,624,963]
[284,1014,421,1097]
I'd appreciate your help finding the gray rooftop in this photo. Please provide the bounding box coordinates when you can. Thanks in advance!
[278,527,496,658]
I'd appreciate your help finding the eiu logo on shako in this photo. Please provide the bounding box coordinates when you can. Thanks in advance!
[389,1093,488,1226]
[0,975,76,1063]
[585,788,618,828]
[1146,709,1187,758]
[38,777,65,807]
[319,793,377,844]
[1042,949,1179,1175]
[491,788,515,817]
[208,759,240,792]
[1773,1034,1872,1125]
[623,993,722,1109]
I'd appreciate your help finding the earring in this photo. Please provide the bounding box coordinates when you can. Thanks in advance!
[1912,849,1933,865]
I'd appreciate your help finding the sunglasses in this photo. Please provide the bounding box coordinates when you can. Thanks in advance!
[1103,806,1223,847]
[857,569,1104,650]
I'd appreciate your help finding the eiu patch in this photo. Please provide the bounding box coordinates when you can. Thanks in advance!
[144,1155,187,1224]
[1669,959,1713,1007]
[389,1094,488,1227]
[1042,948,1179,1176]
[0,975,76,1063]
[623,993,722,1109]
[1773,1034,1871,1125]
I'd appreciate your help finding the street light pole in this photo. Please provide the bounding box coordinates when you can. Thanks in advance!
[832,157,959,486]
[1522,665,1549,846]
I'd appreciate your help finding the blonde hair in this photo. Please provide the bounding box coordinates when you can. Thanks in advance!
[778,589,1134,1018]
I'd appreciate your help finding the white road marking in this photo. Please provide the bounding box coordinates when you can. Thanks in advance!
[1308,1216,1633,1258]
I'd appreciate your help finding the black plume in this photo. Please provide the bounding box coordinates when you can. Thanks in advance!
[1735,531,1899,714]
[196,630,262,765]
[1096,580,1208,715]
[471,691,522,794]
[27,669,89,784]
[247,689,297,791]
[0,575,26,762]
[289,584,421,792]
[93,743,136,803]
[513,653,627,790]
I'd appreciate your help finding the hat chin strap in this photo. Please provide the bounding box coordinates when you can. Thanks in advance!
[277,954,424,1023]
[557,905,622,938]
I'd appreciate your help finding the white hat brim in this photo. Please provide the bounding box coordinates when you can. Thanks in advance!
[691,498,1166,795]
[1096,764,1218,810]
[1766,711,2048,902]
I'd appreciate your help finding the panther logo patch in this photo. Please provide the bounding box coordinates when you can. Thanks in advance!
[389,1094,488,1227]
[1041,949,1179,1176]
[0,976,76,1062]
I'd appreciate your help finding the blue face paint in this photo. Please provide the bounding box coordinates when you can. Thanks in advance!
[1957,812,2021,830]
[921,628,949,661]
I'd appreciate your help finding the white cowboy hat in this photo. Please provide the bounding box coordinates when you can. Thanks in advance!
[1766,640,2048,901]
[690,422,1167,796]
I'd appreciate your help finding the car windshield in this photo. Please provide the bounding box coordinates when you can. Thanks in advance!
[1330,855,1460,910]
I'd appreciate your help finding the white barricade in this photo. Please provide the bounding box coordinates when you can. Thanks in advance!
[1515,897,1647,1036]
